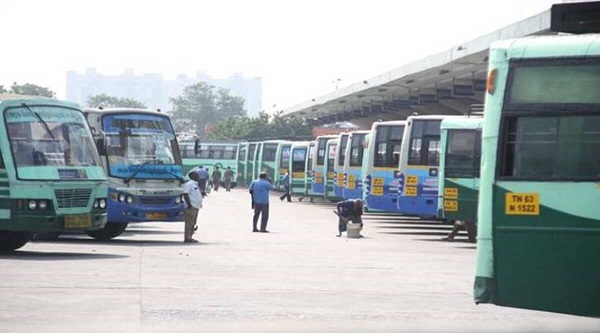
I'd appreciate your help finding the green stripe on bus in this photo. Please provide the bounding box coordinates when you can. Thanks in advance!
[0,182,9,187]
[0,190,10,196]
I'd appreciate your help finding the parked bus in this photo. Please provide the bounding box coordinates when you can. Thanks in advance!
[179,140,239,187]
[289,141,309,197]
[276,142,292,190]
[0,96,108,250]
[361,133,371,204]
[245,142,258,185]
[342,130,370,200]
[252,142,263,180]
[438,117,482,222]
[311,135,337,196]
[237,142,248,186]
[333,133,349,198]
[396,115,451,218]
[475,4,600,316]
[324,138,340,201]
[364,121,406,212]
[85,108,185,240]
[301,140,318,201]
[255,140,284,183]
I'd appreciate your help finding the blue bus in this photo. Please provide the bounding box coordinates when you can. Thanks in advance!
[364,121,405,212]
[396,115,451,218]
[342,130,369,200]
[84,108,186,240]
[333,133,349,198]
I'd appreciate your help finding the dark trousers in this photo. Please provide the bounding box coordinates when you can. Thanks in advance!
[279,187,291,202]
[213,180,220,191]
[253,203,269,231]
[198,178,207,195]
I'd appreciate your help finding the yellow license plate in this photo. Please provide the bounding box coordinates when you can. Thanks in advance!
[372,186,384,196]
[404,186,417,197]
[64,214,92,229]
[373,178,384,186]
[444,199,458,212]
[505,193,540,216]
[406,175,418,186]
[146,212,168,220]
[445,187,458,199]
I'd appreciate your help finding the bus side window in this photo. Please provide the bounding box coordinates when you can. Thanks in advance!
[0,150,5,169]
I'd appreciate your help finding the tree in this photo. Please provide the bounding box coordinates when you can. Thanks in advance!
[0,86,6,94]
[9,82,55,98]
[210,111,313,141]
[86,94,146,109]
[170,82,246,136]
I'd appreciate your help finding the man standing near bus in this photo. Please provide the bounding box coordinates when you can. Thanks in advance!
[279,171,291,202]
[223,166,234,192]
[196,165,209,196]
[211,166,222,191]
[249,172,275,233]
[183,171,203,243]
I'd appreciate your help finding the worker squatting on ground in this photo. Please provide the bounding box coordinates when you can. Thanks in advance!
[335,199,364,237]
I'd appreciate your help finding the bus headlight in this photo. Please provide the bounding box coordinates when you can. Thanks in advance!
[38,200,48,210]
[126,195,133,204]
[118,193,126,202]
[93,200,99,208]
[175,196,181,204]
[28,200,37,210]
[99,199,107,209]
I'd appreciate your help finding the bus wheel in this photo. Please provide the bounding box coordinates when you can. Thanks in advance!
[0,231,31,251]
[85,222,128,241]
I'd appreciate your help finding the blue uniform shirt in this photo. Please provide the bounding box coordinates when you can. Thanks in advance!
[196,167,209,179]
[250,179,275,205]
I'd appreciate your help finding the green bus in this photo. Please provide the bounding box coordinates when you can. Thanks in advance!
[0,95,108,250]
[237,142,248,186]
[300,140,318,201]
[276,142,293,190]
[179,140,239,186]
[475,3,600,316]
[290,141,310,197]
[438,117,482,223]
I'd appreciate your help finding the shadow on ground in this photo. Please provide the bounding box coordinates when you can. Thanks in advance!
[0,251,129,261]
[36,237,217,247]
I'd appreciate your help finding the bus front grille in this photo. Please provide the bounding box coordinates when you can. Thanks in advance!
[54,189,92,208]
[140,197,171,206]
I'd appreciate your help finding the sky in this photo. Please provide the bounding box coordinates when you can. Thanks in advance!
[0,0,559,113]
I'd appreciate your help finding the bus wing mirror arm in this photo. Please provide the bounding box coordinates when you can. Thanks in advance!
[194,139,201,156]
[96,131,107,156]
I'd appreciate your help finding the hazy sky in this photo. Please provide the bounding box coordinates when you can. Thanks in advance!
[0,0,557,112]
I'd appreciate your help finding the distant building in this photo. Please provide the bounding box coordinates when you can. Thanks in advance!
[66,68,263,116]
[312,122,360,137]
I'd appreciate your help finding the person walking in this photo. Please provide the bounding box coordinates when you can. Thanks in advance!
[196,165,209,196]
[223,166,234,192]
[249,172,275,233]
[183,171,203,243]
[334,199,364,237]
[279,171,292,202]
[211,166,222,191]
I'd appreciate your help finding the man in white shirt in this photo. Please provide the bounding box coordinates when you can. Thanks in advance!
[183,171,203,243]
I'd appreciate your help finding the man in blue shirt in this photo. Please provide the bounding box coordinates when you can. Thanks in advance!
[196,165,210,196]
[279,171,291,202]
[249,172,275,233]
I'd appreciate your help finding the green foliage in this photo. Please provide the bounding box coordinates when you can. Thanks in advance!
[210,111,313,141]
[86,94,146,109]
[170,82,246,136]
[0,85,7,94]
[8,82,55,98]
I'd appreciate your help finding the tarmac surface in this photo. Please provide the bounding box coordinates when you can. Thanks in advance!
[0,188,598,332]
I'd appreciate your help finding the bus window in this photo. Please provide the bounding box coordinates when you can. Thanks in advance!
[280,146,291,169]
[338,135,348,166]
[349,135,365,166]
[292,148,306,172]
[317,140,327,166]
[445,130,481,178]
[238,145,247,161]
[248,144,256,160]
[223,145,237,160]
[263,144,278,162]
[374,125,404,167]
[501,115,600,179]
[408,120,441,166]
[307,145,315,172]
[327,145,336,172]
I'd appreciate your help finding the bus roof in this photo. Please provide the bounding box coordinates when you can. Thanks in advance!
[291,141,310,148]
[0,94,79,109]
[492,33,600,60]
[441,117,483,130]
[348,130,371,135]
[84,107,168,117]
[315,135,339,140]
[371,120,406,131]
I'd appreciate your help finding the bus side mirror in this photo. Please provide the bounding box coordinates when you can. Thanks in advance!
[194,139,201,156]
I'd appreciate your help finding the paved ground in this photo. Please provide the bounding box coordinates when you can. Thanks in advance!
[0,189,598,332]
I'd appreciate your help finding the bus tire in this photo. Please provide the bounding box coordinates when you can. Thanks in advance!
[85,222,128,241]
[0,231,31,251]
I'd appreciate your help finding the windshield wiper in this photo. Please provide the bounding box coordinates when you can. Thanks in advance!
[22,103,55,140]
[123,160,160,184]
[164,170,185,184]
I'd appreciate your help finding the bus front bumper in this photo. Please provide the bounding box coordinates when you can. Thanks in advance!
[3,212,107,233]
[107,201,186,223]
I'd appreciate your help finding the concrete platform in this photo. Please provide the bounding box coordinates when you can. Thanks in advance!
[0,189,598,332]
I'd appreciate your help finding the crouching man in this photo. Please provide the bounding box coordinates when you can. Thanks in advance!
[334,199,364,237]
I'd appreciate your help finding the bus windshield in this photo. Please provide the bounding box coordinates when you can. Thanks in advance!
[408,120,441,166]
[6,105,102,179]
[292,148,306,173]
[280,146,291,168]
[102,114,183,180]
[445,130,481,178]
